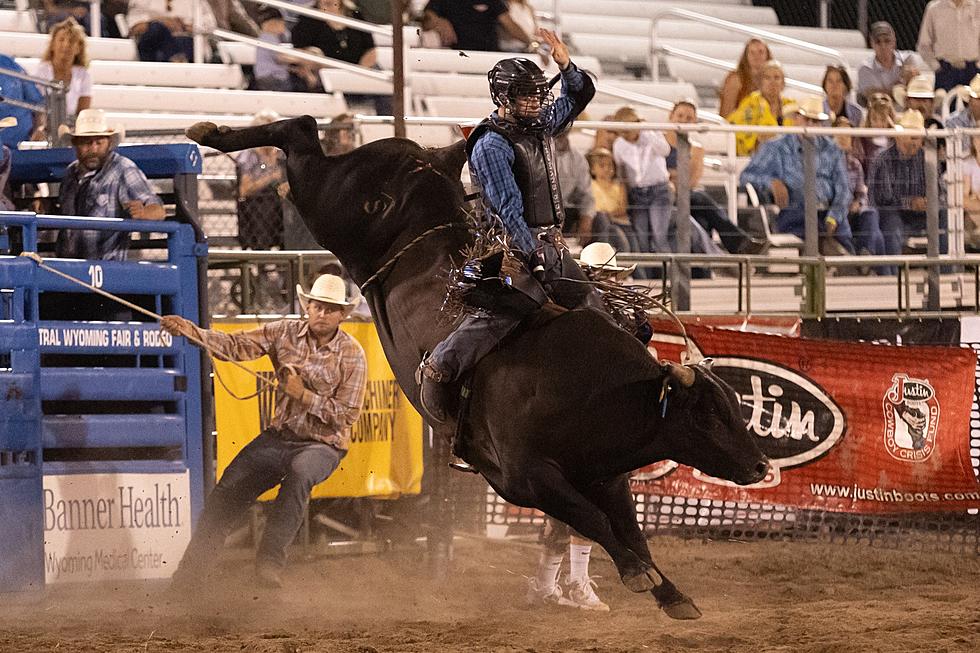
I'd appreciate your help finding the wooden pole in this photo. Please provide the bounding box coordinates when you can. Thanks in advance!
[392,0,406,138]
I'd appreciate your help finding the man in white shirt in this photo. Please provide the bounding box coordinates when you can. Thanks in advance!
[917,0,980,91]
[857,21,925,105]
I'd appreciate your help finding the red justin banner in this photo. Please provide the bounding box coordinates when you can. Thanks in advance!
[634,324,980,513]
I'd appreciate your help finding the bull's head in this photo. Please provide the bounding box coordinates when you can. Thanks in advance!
[661,360,769,486]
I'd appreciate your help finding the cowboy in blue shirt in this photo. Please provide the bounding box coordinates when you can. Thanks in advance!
[418,29,600,453]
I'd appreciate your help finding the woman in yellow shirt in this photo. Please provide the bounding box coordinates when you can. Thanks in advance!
[727,60,795,156]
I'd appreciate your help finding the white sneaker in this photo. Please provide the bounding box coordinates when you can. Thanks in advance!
[526,577,563,606]
[560,577,610,612]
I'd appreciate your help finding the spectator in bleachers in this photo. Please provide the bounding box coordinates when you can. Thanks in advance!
[611,105,726,274]
[35,18,92,127]
[422,0,536,52]
[900,75,943,124]
[946,74,980,153]
[868,109,949,258]
[718,38,772,118]
[127,0,216,63]
[822,65,863,127]
[499,0,538,53]
[963,134,980,250]
[666,100,767,255]
[253,5,320,93]
[857,92,896,183]
[236,109,288,249]
[917,0,980,92]
[727,60,793,156]
[833,116,888,272]
[56,108,165,260]
[207,0,260,37]
[587,147,638,254]
[856,21,924,106]
[292,0,391,112]
[739,96,856,256]
[0,54,46,147]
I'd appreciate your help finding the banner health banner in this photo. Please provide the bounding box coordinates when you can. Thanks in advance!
[638,323,980,513]
[213,321,423,499]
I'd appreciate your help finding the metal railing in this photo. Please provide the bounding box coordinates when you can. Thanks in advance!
[650,8,850,83]
[0,64,67,144]
[654,44,824,96]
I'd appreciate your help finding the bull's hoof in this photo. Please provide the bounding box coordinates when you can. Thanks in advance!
[622,567,662,593]
[660,597,702,620]
[186,121,219,146]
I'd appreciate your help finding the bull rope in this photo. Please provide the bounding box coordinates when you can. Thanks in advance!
[359,222,469,293]
[19,251,277,401]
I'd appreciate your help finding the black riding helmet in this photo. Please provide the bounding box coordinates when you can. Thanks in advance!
[488,58,554,131]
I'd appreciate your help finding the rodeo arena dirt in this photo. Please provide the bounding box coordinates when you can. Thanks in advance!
[4,2,980,652]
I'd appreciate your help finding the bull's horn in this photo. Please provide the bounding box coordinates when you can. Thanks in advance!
[668,363,696,388]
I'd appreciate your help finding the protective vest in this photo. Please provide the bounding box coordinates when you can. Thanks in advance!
[466,119,565,229]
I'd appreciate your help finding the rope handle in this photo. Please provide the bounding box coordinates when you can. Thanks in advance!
[19,251,281,401]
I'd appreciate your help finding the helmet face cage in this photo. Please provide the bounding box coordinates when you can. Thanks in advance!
[489,59,554,131]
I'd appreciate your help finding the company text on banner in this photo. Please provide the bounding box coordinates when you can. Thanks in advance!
[636,324,980,513]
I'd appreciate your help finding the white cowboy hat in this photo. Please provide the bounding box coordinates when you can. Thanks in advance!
[797,95,830,121]
[894,109,925,131]
[967,73,980,100]
[905,74,935,99]
[578,242,636,277]
[66,108,117,138]
[296,273,360,312]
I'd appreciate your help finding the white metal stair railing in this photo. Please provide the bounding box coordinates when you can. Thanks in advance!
[656,45,824,96]
[649,8,850,83]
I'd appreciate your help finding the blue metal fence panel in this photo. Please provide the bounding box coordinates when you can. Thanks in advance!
[9,144,203,184]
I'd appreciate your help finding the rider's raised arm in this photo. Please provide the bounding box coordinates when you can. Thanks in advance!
[547,62,596,135]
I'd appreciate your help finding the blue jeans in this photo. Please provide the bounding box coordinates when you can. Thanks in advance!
[172,428,344,583]
[848,207,891,275]
[136,22,194,62]
[878,206,949,263]
[775,207,856,254]
[627,182,672,279]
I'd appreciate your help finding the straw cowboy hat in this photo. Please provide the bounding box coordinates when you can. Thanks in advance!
[65,108,118,138]
[797,95,830,121]
[296,273,360,313]
[894,109,926,131]
[577,241,636,280]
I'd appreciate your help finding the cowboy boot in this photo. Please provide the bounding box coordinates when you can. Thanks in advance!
[416,359,454,425]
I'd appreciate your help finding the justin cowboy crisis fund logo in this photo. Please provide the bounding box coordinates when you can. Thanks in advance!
[882,374,939,462]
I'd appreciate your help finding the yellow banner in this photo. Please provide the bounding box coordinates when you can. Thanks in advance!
[212,320,423,499]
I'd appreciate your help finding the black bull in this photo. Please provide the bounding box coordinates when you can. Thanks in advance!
[188,116,769,619]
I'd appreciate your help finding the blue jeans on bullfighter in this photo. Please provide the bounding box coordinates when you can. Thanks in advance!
[171,427,344,586]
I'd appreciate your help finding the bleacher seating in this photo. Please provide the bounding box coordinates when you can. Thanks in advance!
[530,0,780,25]
[0,7,34,31]
[3,31,137,60]
[91,85,347,118]
[16,58,246,89]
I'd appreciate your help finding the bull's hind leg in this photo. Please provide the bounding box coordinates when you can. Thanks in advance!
[583,475,702,620]
[504,464,655,595]
[186,115,322,157]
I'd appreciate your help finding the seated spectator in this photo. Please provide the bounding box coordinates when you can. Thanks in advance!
[236,109,288,249]
[868,110,949,258]
[128,0,216,63]
[207,0,259,37]
[917,0,980,92]
[253,6,320,92]
[857,93,896,182]
[292,0,390,112]
[946,74,980,155]
[56,109,165,260]
[899,74,946,169]
[35,18,92,129]
[739,96,856,256]
[554,132,618,249]
[39,0,110,36]
[422,0,535,52]
[320,112,357,155]
[727,60,793,156]
[0,54,45,147]
[964,134,980,251]
[822,65,863,127]
[499,0,538,53]
[718,38,772,118]
[857,21,923,106]
[586,147,637,254]
[833,116,888,272]
[665,99,766,255]
[611,106,725,277]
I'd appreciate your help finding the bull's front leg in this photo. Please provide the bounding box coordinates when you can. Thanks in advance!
[186,115,321,157]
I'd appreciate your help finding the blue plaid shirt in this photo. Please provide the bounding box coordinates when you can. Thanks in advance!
[56,151,163,261]
[469,63,587,254]
[739,134,850,226]
[867,143,945,210]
